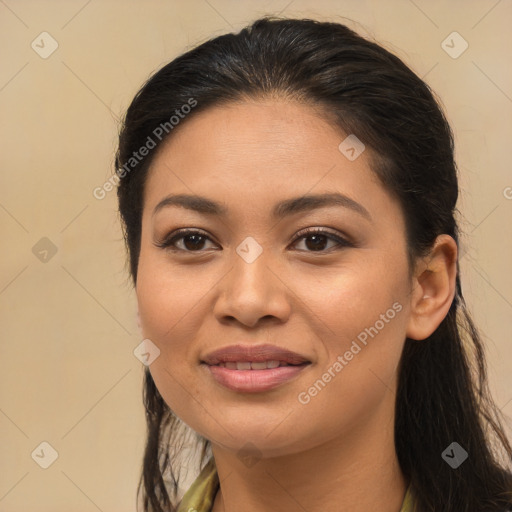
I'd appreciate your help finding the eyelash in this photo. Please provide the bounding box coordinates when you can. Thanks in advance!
[154,227,353,254]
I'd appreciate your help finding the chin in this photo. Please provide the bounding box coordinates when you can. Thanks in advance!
[201,423,310,458]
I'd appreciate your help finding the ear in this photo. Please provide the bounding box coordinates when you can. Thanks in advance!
[137,309,142,331]
[406,234,458,341]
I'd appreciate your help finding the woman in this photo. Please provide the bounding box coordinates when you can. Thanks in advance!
[115,16,512,512]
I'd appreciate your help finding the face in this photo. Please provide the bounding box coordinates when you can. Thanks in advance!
[136,98,414,457]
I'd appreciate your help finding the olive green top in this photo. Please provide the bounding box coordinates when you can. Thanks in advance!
[177,457,416,512]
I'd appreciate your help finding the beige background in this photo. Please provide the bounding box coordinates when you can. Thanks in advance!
[1,0,511,510]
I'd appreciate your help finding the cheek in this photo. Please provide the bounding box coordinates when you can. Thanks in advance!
[136,262,207,420]
[292,254,409,344]
[134,238,220,424]
[292,253,410,408]
[136,248,208,341]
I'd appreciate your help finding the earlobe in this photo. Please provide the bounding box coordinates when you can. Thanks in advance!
[406,234,458,341]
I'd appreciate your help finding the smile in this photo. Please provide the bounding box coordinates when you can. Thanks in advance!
[203,361,310,393]
[213,360,299,370]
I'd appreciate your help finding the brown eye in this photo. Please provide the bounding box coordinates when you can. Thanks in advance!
[155,229,217,252]
[291,228,352,253]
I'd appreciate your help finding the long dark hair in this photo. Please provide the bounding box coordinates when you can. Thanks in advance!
[115,16,512,512]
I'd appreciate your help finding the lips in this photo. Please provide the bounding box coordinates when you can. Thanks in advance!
[201,344,310,366]
[201,344,311,393]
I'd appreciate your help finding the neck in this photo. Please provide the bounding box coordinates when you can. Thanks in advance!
[210,395,407,512]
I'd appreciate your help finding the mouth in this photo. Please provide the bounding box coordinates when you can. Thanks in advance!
[212,360,307,370]
[201,343,311,366]
[200,344,312,393]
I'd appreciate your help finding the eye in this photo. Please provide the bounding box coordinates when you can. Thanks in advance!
[154,229,217,252]
[290,227,352,252]
[154,227,352,253]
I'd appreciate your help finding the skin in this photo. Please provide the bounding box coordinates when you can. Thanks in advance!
[136,98,457,512]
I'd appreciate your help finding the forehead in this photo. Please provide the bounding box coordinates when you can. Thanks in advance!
[142,99,399,227]
[150,99,346,169]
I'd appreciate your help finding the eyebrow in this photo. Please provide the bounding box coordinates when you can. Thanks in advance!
[152,192,372,221]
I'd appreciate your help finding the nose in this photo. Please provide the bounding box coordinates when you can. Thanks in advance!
[212,247,292,328]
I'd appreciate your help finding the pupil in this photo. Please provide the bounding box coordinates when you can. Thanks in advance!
[184,234,205,250]
[306,234,327,251]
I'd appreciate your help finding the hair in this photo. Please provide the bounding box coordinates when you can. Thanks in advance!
[115,15,512,512]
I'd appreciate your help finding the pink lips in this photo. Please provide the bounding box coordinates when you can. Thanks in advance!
[201,344,311,393]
